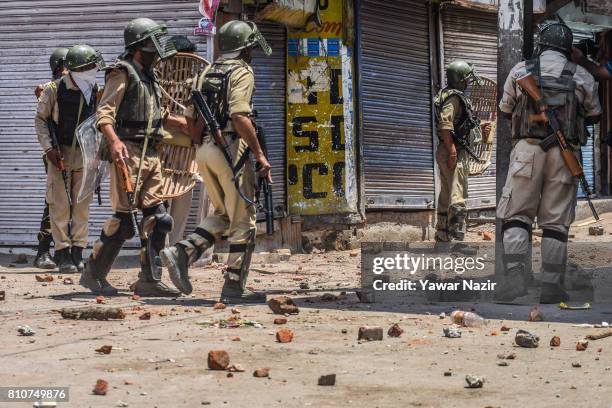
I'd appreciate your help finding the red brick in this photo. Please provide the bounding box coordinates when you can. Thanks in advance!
[92,379,108,395]
[276,329,294,343]
[208,350,230,370]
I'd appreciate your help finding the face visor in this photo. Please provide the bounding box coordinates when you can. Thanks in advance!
[139,25,177,60]
[246,22,272,56]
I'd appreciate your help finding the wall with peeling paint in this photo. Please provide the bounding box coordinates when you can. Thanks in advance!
[286,0,358,215]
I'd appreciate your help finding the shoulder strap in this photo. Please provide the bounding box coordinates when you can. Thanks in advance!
[561,60,577,80]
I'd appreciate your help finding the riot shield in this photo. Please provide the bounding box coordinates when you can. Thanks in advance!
[76,114,109,203]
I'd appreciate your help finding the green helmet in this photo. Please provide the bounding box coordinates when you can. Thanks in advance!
[446,60,480,90]
[49,47,69,72]
[124,17,177,60]
[65,44,105,71]
[218,20,272,57]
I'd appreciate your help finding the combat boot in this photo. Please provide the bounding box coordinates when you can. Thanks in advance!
[80,257,119,296]
[220,279,267,304]
[494,265,528,302]
[133,279,181,297]
[71,246,85,273]
[160,245,192,295]
[56,248,78,274]
[539,283,569,304]
[450,242,477,256]
[34,247,56,269]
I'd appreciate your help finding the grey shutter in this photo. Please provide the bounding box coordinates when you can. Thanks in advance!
[359,0,435,209]
[441,6,498,209]
[0,0,206,247]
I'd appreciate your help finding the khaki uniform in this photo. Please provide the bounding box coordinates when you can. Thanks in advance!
[36,81,55,255]
[34,76,94,251]
[180,58,257,275]
[435,93,470,242]
[498,50,601,285]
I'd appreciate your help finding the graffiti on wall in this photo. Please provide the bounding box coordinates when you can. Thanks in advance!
[286,0,357,216]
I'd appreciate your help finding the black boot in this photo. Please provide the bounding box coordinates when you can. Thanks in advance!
[80,257,119,296]
[133,275,181,298]
[56,248,77,274]
[494,265,529,302]
[540,283,569,304]
[71,246,85,273]
[450,242,477,256]
[160,245,192,295]
[34,247,56,269]
[220,278,266,304]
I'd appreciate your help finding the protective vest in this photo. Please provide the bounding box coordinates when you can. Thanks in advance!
[56,78,97,146]
[200,60,252,131]
[513,58,585,145]
[112,58,163,141]
[434,88,480,145]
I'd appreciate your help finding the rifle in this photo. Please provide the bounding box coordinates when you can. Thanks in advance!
[255,125,274,235]
[450,131,486,163]
[191,90,274,235]
[115,158,139,237]
[516,73,599,221]
[48,120,73,236]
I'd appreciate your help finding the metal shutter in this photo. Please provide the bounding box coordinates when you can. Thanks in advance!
[251,23,287,215]
[359,0,434,209]
[0,0,206,246]
[441,6,498,209]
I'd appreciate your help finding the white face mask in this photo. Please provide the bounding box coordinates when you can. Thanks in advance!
[71,68,98,104]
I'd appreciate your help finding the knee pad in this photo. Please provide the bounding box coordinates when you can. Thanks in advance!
[154,212,174,234]
[101,212,135,242]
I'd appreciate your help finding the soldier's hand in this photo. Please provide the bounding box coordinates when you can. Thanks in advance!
[256,154,273,183]
[109,140,129,162]
[34,85,44,99]
[447,146,458,170]
[481,121,492,139]
[45,149,63,169]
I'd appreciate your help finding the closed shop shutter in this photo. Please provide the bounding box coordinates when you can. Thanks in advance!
[0,0,207,246]
[441,6,498,209]
[359,0,435,209]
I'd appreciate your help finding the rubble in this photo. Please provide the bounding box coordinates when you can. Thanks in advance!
[528,306,544,322]
[62,277,73,285]
[515,330,539,348]
[572,362,582,368]
[274,318,287,325]
[465,374,485,388]
[358,326,383,341]
[500,325,511,332]
[482,231,493,241]
[267,296,299,315]
[588,225,604,236]
[17,325,35,336]
[96,296,105,304]
[443,327,462,338]
[0,290,5,301]
[318,374,336,386]
[231,308,241,314]
[95,345,113,354]
[139,312,151,320]
[497,361,509,367]
[276,329,294,343]
[387,323,404,338]
[227,364,245,373]
[213,303,226,310]
[550,336,561,347]
[208,350,230,370]
[253,368,270,378]
[35,275,54,282]
[576,340,589,351]
[59,307,125,320]
[93,379,109,395]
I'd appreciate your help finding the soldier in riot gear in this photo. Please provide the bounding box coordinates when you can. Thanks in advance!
[80,17,184,297]
[160,20,273,303]
[33,47,70,270]
[35,44,105,274]
[433,61,490,253]
[497,21,601,303]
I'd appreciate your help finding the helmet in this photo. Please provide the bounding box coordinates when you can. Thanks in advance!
[446,60,480,90]
[170,35,197,53]
[65,44,105,71]
[536,21,573,55]
[124,17,177,60]
[218,20,271,56]
[49,47,69,72]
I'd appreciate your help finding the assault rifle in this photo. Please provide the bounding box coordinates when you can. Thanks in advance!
[191,90,274,235]
[516,72,599,221]
[48,120,73,236]
[115,158,140,237]
[450,131,486,163]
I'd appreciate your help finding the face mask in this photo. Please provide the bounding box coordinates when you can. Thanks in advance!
[139,50,158,69]
[71,68,98,104]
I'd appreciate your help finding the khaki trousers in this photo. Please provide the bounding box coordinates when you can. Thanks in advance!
[193,136,256,270]
[168,189,193,245]
[497,139,578,284]
[47,146,92,250]
[435,145,469,241]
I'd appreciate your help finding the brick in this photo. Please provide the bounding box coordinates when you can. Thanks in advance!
[213,302,226,310]
[318,374,336,386]
[208,350,230,370]
[253,367,270,378]
[95,345,113,354]
[92,379,108,395]
[274,318,287,325]
[139,312,151,320]
[550,336,561,347]
[387,324,404,338]
[358,326,383,341]
[276,329,294,343]
[268,296,299,315]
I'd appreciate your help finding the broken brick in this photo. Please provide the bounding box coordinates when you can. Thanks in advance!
[482,231,493,241]
[387,324,404,338]
[500,325,511,332]
[35,275,54,282]
[227,364,245,373]
[253,367,270,378]
[276,329,294,343]
[96,296,105,304]
[208,350,230,370]
[0,290,5,301]
[213,303,226,310]
[358,326,383,341]
[267,296,299,315]
[528,306,544,322]
[274,318,287,325]
[95,345,113,354]
[132,295,141,301]
[318,374,336,386]
[92,379,108,395]
[576,340,589,351]
[231,308,241,314]
[139,312,151,320]
[550,336,561,347]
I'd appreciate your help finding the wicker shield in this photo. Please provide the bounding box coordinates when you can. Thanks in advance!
[154,52,210,199]
[466,76,497,176]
